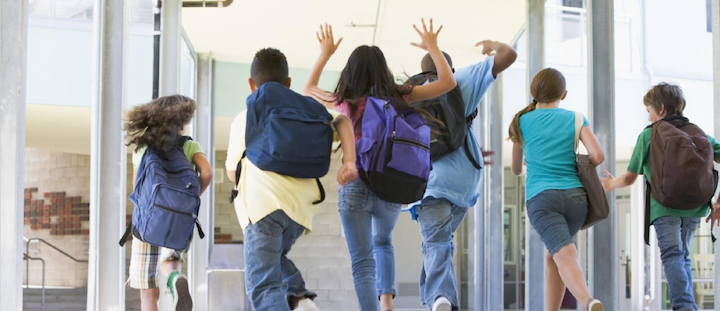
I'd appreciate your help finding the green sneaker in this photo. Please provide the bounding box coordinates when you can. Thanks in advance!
[167,272,193,311]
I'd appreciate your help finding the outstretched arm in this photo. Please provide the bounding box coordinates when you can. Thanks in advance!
[304,23,342,104]
[475,40,517,77]
[407,18,457,103]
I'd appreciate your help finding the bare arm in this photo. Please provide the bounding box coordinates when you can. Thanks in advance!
[580,126,604,166]
[334,114,358,184]
[600,171,639,193]
[304,24,342,99]
[511,143,524,176]
[193,153,213,195]
[407,19,457,103]
[475,40,517,77]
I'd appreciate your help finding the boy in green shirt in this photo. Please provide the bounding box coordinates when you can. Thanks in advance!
[601,83,720,311]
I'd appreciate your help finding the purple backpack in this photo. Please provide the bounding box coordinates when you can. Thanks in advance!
[356,97,431,204]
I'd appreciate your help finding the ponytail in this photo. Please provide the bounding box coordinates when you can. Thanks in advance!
[507,100,537,145]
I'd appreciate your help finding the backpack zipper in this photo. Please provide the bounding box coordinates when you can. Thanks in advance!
[154,203,196,218]
[393,136,430,151]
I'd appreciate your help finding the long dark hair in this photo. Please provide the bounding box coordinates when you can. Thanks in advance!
[334,45,445,134]
[335,45,411,112]
[508,68,566,145]
[124,94,197,153]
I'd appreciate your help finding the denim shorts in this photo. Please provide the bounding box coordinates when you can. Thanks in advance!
[526,188,588,256]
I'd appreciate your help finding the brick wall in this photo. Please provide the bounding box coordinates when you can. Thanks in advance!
[23,149,92,288]
[213,151,243,243]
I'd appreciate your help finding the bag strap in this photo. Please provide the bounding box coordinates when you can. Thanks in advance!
[312,179,326,205]
[573,112,582,153]
[645,180,652,246]
[119,223,133,246]
[227,151,326,205]
[229,151,246,204]
[463,137,482,170]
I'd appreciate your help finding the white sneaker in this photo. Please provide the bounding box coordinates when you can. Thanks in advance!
[588,299,604,311]
[294,298,320,311]
[431,297,452,311]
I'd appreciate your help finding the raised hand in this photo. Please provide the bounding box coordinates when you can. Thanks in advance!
[317,23,343,57]
[474,40,497,56]
[411,18,443,51]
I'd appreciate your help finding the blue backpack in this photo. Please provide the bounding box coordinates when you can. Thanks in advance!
[228,82,333,204]
[356,97,431,204]
[119,137,205,250]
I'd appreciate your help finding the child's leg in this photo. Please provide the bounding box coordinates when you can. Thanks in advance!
[545,250,566,311]
[244,210,294,311]
[128,239,161,311]
[158,249,192,311]
[654,216,698,311]
[371,198,401,310]
[680,217,701,308]
[339,180,379,311]
[280,220,317,308]
[552,244,592,310]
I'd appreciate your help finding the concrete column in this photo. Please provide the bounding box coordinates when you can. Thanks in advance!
[87,0,128,310]
[160,0,181,96]
[471,97,487,311]
[486,77,504,311]
[0,1,28,310]
[712,1,720,310]
[157,2,182,309]
[188,53,214,311]
[587,0,617,309]
[526,1,546,310]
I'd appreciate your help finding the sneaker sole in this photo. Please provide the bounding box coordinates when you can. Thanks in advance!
[435,304,452,311]
[590,302,604,311]
[174,277,193,311]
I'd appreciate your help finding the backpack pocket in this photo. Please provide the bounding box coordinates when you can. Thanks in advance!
[386,118,431,179]
[142,183,200,250]
[264,109,332,164]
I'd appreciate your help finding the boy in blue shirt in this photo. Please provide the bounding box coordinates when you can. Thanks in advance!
[410,41,516,311]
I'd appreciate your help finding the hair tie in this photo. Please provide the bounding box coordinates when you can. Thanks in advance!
[532,99,537,104]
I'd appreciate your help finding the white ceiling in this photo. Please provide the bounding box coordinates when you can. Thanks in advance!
[182,0,527,73]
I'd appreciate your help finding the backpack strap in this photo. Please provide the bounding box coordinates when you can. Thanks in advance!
[229,151,246,204]
[195,219,205,239]
[463,108,482,170]
[312,179,326,205]
[119,223,133,246]
[644,179,652,246]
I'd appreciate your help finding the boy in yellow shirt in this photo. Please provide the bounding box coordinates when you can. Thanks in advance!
[226,48,357,311]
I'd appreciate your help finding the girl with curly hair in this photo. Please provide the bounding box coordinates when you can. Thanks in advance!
[124,94,213,311]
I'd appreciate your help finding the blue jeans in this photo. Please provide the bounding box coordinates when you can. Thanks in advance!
[243,210,316,311]
[654,216,701,311]
[414,197,468,310]
[339,179,402,311]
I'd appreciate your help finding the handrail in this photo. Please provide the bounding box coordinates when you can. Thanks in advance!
[23,253,46,309]
[26,238,89,263]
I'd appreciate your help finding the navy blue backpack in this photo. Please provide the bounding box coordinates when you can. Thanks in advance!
[120,137,205,250]
[228,82,334,204]
[356,97,432,204]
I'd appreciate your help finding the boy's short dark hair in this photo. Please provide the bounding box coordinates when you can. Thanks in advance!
[643,82,686,116]
[421,51,453,72]
[251,48,289,86]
